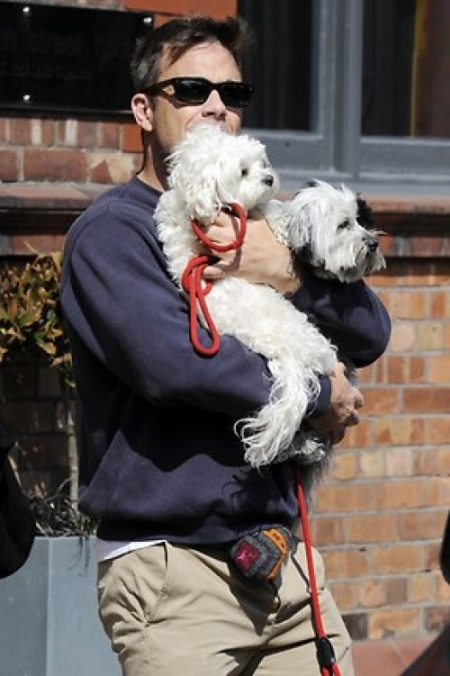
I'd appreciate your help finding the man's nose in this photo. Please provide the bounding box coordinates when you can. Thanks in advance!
[202,89,227,115]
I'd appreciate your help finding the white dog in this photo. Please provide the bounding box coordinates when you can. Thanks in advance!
[155,125,338,469]
[266,180,386,427]
[267,179,385,283]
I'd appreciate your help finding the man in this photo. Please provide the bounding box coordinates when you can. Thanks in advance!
[61,15,390,676]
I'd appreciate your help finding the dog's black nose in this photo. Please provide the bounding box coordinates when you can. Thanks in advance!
[367,240,378,252]
[263,175,274,187]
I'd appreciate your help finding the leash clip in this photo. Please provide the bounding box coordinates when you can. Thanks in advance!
[316,636,336,670]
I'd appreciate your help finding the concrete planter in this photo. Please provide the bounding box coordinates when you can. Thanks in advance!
[0,536,120,676]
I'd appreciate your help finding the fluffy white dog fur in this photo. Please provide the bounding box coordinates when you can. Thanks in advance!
[267,179,385,282]
[155,125,338,469]
[265,180,386,408]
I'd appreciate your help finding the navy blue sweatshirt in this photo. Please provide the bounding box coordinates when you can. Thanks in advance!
[61,177,391,544]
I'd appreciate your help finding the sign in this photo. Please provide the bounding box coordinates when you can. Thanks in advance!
[0,2,153,116]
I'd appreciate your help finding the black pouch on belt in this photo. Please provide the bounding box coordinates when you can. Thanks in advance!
[229,527,293,581]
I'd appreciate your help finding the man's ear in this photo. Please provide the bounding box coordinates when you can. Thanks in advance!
[131,93,154,132]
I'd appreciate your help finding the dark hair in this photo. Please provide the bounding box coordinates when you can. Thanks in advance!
[130,15,255,92]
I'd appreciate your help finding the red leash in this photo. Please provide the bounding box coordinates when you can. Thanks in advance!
[181,203,248,356]
[295,464,343,676]
[183,202,341,672]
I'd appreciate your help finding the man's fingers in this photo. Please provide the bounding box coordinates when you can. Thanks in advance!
[346,412,360,427]
[355,396,364,409]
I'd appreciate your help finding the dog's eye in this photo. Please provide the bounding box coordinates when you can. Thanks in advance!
[338,219,350,230]
[241,167,249,177]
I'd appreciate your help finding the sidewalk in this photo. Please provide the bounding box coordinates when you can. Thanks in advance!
[352,637,434,676]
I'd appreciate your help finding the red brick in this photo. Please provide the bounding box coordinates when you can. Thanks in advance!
[122,122,142,153]
[422,477,450,506]
[9,233,66,255]
[24,148,87,181]
[340,419,371,448]
[345,514,398,544]
[311,515,344,547]
[372,480,426,510]
[416,322,444,350]
[88,158,112,183]
[0,150,20,181]
[87,152,135,183]
[363,387,402,415]
[385,577,408,605]
[370,544,423,575]
[424,606,450,633]
[317,482,375,514]
[328,581,359,610]
[404,387,450,413]
[429,355,450,382]
[322,547,368,579]
[398,510,448,541]
[9,118,32,145]
[358,578,387,608]
[40,119,57,146]
[77,121,99,149]
[373,417,425,446]
[436,576,450,603]
[392,291,427,319]
[431,290,450,317]
[384,356,426,384]
[0,117,8,141]
[329,451,359,481]
[424,417,450,444]
[360,449,386,478]
[358,364,377,386]
[368,607,422,640]
[436,448,450,475]
[385,447,413,476]
[407,572,435,603]
[412,448,441,475]
[100,121,121,149]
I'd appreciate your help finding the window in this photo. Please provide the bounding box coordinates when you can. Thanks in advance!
[239,0,312,131]
[237,0,450,194]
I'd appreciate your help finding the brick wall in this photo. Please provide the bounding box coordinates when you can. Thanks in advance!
[0,0,449,648]
[313,208,450,642]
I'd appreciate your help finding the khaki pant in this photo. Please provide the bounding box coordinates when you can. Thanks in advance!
[98,541,354,676]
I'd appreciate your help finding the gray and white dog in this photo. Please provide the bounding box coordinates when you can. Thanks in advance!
[267,179,385,283]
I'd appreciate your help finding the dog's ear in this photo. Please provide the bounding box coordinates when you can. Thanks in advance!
[294,243,313,265]
[285,190,317,253]
[168,151,220,223]
[356,196,374,229]
[302,179,319,190]
[184,173,219,223]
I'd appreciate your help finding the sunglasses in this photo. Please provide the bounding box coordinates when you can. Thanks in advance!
[146,77,255,109]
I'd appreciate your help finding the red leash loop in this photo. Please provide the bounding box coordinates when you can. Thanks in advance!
[295,464,343,676]
[191,202,248,253]
[181,255,220,357]
[182,203,248,356]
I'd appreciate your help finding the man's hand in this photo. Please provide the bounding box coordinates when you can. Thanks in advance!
[308,362,364,444]
[199,210,300,295]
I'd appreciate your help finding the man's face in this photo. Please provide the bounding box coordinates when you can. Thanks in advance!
[142,41,244,156]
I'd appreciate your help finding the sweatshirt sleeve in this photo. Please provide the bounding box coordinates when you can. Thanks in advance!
[61,202,282,420]
[290,266,391,368]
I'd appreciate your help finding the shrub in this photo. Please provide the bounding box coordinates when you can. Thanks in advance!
[0,253,92,534]
[0,252,72,382]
